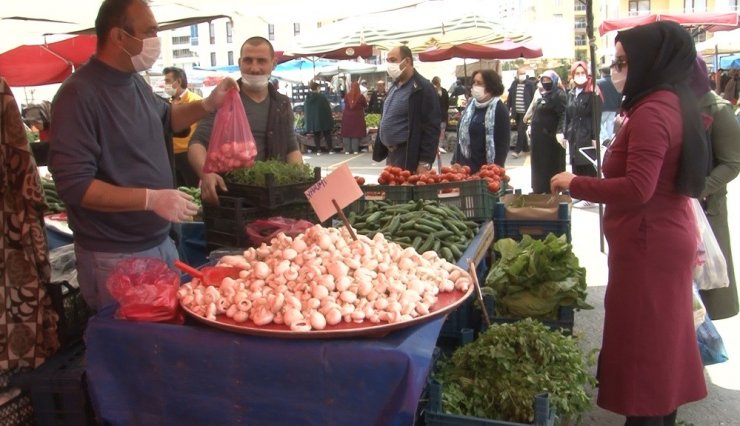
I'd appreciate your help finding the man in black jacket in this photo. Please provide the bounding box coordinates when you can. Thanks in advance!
[373,45,440,173]
[507,67,535,157]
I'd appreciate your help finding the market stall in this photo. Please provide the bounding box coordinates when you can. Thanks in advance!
[84,307,443,425]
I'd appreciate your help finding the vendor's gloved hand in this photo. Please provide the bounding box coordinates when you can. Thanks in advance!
[200,173,227,205]
[526,125,532,138]
[145,189,198,223]
[556,133,567,149]
[202,77,239,113]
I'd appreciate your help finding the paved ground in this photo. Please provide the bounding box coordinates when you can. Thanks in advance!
[303,146,740,426]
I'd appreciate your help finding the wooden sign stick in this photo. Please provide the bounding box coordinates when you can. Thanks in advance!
[332,198,358,241]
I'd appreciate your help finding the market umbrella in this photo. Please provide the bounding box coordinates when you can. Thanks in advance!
[314,60,378,78]
[720,54,740,69]
[288,5,527,55]
[598,12,739,36]
[419,39,542,66]
[0,34,96,86]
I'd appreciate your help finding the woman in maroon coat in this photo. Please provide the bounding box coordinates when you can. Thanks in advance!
[551,22,709,425]
[341,81,367,154]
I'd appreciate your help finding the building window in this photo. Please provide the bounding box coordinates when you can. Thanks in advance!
[209,22,216,45]
[210,52,217,66]
[628,0,650,16]
[226,21,233,43]
[317,22,322,28]
[293,23,301,36]
[172,36,189,45]
[684,0,707,12]
[574,1,586,11]
[173,49,194,59]
[228,51,234,65]
[574,16,587,29]
[575,34,587,46]
[268,24,275,41]
[190,25,199,46]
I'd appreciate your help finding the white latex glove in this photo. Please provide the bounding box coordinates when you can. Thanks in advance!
[526,125,531,138]
[203,77,239,112]
[145,189,198,223]
[556,133,566,149]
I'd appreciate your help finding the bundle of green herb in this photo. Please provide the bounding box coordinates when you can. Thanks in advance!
[435,319,597,424]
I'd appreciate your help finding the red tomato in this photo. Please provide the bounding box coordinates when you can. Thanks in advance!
[441,166,453,174]
[400,170,412,179]
[487,181,501,193]
[462,165,471,175]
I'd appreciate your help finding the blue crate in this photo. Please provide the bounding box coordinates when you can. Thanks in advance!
[481,294,575,336]
[493,201,571,242]
[10,343,95,426]
[424,380,556,426]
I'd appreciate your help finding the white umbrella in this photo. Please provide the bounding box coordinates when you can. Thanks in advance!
[315,61,378,77]
[289,3,527,54]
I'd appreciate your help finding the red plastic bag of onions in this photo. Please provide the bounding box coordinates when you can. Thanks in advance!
[246,217,314,246]
[202,88,258,173]
[106,258,184,324]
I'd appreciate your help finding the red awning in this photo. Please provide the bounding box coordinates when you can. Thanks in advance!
[418,40,543,62]
[290,44,374,60]
[0,35,96,86]
[598,12,739,36]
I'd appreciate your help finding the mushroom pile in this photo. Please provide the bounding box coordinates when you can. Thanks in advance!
[178,224,471,331]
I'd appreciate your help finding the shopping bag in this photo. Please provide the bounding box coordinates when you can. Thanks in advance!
[203,88,258,174]
[245,217,314,246]
[691,199,730,290]
[106,257,184,323]
[697,314,729,366]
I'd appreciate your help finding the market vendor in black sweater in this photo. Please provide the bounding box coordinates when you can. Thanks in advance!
[49,0,236,311]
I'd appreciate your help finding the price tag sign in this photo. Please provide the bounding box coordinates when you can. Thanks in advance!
[304,164,363,223]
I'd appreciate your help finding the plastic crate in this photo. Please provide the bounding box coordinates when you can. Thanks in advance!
[204,195,318,251]
[425,380,555,426]
[414,180,504,222]
[346,184,415,215]
[45,281,93,348]
[481,294,575,336]
[493,202,571,242]
[437,222,495,351]
[223,167,321,209]
[10,343,95,426]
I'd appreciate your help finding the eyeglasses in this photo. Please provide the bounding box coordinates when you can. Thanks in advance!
[610,58,628,73]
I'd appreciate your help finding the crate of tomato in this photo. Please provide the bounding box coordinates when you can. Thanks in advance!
[412,164,509,222]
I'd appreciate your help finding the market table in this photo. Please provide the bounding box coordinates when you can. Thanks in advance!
[84,305,443,426]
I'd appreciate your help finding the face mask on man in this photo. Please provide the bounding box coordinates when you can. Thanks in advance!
[164,84,177,97]
[471,85,488,102]
[122,31,161,72]
[541,81,554,91]
[517,74,526,82]
[241,73,270,89]
[610,67,627,93]
[386,59,405,80]
[573,75,587,86]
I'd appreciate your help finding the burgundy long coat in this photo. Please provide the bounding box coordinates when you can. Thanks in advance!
[569,90,707,416]
[341,95,367,139]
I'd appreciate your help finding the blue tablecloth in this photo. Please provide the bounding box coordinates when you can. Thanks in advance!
[85,305,443,426]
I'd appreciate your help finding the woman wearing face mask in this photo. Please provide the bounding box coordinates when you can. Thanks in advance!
[451,69,510,172]
[551,21,709,425]
[564,61,602,208]
[529,70,568,193]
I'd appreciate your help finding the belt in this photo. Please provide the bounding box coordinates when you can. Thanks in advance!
[387,143,407,153]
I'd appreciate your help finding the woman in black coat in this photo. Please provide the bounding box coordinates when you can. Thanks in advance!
[565,61,602,179]
[529,70,567,193]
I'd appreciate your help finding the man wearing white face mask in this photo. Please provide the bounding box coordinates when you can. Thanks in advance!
[189,36,303,205]
[48,0,237,311]
[373,45,440,173]
[163,66,202,188]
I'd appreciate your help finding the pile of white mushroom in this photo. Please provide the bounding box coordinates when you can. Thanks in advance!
[178,224,471,332]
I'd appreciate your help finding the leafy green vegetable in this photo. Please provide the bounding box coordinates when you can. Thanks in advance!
[224,161,316,186]
[364,113,381,128]
[435,319,597,424]
[485,233,592,319]
[177,186,202,211]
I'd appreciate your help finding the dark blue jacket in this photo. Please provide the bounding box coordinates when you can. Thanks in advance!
[373,70,441,171]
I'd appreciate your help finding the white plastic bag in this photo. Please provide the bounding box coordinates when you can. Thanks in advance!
[691,199,729,290]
